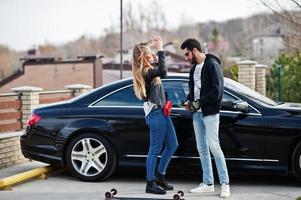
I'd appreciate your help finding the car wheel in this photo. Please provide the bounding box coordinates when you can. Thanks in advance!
[292,142,301,182]
[65,133,117,181]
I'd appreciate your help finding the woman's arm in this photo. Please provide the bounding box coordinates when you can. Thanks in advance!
[147,51,166,79]
[146,36,166,79]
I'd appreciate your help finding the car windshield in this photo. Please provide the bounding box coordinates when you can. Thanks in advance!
[225,78,277,106]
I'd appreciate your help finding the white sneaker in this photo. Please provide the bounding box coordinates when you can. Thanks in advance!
[190,183,215,193]
[220,183,230,198]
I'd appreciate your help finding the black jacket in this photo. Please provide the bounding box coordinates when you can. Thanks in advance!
[144,51,167,106]
[187,53,224,116]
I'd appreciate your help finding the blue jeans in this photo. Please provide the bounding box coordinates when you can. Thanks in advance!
[193,112,229,185]
[145,108,178,181]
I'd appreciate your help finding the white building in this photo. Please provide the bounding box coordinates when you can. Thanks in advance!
[252,26,285,66]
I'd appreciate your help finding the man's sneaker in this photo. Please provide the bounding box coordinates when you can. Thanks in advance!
[220,183,230,198]
[190,183,215,193]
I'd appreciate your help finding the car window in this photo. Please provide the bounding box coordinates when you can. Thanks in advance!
[222,91,260,114]
[93,85,142,106]
[223,92,238,102]
[163,80,189,108]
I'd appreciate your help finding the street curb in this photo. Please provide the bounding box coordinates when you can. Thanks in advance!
[0,165,55,190]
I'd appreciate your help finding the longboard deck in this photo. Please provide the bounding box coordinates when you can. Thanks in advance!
[105,189,184,200]
[107,198,177,200]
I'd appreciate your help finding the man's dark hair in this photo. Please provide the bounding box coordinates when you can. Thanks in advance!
[180,38,202,52]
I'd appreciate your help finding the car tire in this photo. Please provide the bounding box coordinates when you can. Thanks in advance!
[292,142,301,183]
[65,133,117,181]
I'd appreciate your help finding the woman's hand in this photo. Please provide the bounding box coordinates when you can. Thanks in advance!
[150,36,163,51]
[182,101,190,111]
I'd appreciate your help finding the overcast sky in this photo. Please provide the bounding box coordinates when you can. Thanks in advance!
[0,0,269,51]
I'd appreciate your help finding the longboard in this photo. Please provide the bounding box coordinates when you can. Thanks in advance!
[105,188,185,200]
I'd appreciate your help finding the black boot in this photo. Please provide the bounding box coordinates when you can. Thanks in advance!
[155,173,174,190]
[145,180,166,195]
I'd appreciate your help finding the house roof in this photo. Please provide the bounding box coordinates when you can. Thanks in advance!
[252,24,284,38]
[165,50,187,62]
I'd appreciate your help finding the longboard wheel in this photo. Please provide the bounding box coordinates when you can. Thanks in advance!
[173,194,180,200]
[105,191,112,198]
[177,190,184,196]
[111,188,117,195]
[105,188,117,198]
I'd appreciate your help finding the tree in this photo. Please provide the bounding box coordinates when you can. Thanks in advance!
[39,44,57,55]
[0,45,13,80]
[267,53,301,102]
[122,1,168,45]
[257,0,301,53]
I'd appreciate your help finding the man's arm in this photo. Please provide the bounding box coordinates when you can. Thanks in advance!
[199,61,223,107]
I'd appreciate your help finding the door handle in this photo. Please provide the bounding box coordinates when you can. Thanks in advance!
[170,113,181,117]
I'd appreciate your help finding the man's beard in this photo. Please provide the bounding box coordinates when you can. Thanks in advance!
[190,54,197,65]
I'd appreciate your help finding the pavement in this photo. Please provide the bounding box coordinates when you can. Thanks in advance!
[0,161,301,200]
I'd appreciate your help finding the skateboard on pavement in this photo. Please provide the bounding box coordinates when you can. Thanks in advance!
[105,188,185,200]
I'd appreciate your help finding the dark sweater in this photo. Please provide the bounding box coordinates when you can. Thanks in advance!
[187,53,224,116]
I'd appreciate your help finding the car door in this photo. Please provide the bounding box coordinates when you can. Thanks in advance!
[91,85,150,158]
[163,80,267,169]
[219,91,266,162]
[162,79,203,169]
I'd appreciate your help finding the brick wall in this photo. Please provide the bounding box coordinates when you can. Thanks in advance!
[237,60,257,90]
[0,132,26,169]
[255,64,267,96]
[0,85,91,169]
[237,60,267,95]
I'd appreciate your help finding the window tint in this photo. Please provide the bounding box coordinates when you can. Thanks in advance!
[163,80,189,108]
[93,80,190,108]
[223,92,238,102]
[93,86,142,106]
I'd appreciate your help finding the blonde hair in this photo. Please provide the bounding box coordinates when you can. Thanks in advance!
[132,43,161,100]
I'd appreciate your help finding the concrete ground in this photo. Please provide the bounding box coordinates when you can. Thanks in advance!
[0,161,301,200]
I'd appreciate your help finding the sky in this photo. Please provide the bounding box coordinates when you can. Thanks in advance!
[0,0,269,51]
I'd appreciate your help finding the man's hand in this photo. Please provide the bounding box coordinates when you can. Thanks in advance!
[191,100,201,111]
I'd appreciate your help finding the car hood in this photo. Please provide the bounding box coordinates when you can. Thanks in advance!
[274,102,301,116]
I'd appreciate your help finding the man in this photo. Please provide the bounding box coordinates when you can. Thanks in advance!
[181,38,230,198]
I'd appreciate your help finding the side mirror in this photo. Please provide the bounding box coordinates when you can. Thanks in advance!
[221,100,233,110]
[232,100,249,112]
[222,100,249,113]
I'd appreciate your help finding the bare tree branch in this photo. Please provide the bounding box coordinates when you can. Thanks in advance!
[259,0,295,23]
[291,0,301,8]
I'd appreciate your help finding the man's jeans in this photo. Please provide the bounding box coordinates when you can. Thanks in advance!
[145,108,178,181]
[193,112,229,185]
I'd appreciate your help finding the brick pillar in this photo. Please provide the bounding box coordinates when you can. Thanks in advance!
[94,57,103,88]
[255,64,267,96]
[66,84,92,97]
[237,60,257,90]
[11,86,43,128]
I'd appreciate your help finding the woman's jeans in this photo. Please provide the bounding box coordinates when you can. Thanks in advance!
[192,112,229,185]
[145,108,178,181]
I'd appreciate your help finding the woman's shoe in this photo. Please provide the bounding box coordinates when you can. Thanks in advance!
[145,180,166,195]
[155,173,174,190]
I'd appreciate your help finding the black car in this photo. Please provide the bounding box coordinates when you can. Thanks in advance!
[21,74,301,182]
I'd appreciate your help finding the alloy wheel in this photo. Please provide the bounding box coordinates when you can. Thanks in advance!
[71,138,108,177]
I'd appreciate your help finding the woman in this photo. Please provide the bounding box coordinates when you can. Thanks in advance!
[132,36,178,195]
